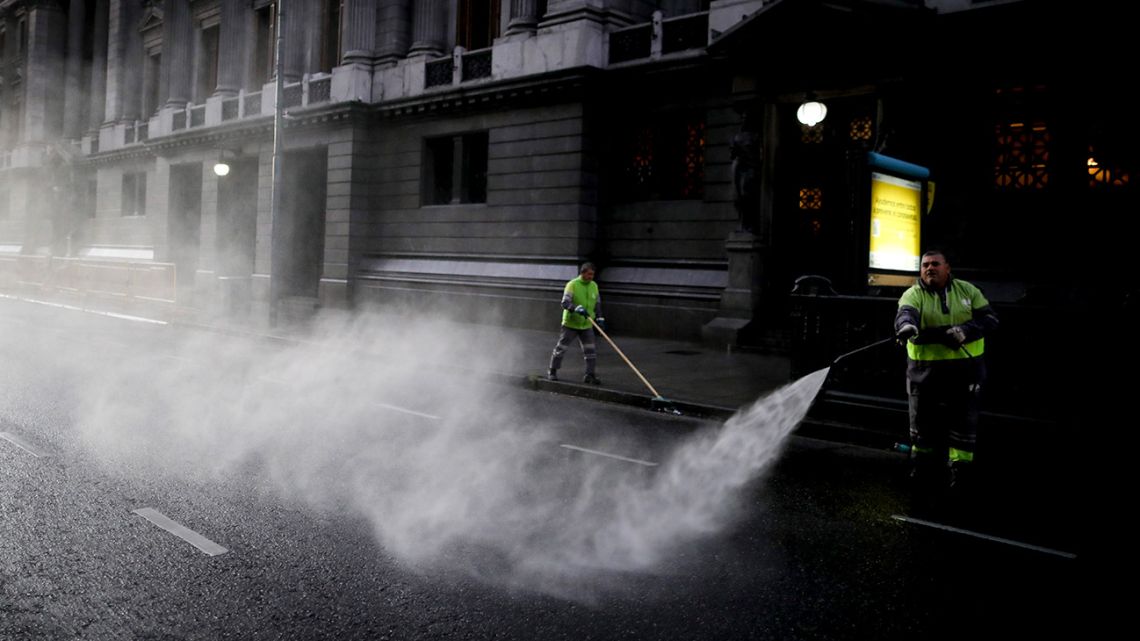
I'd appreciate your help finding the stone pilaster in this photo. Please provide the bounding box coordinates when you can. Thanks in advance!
[280,0,306,81]
[87,0,109,133]
[342,0,377,65]
[215,0,248,96]
[162,0,193,107]
[23,1,67,141]
[506,0,539,35]
[63,0,87,138]
[408,0,445,57]
[375,0,411,66]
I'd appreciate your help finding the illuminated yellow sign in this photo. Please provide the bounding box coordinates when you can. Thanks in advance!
[869,172,922,272]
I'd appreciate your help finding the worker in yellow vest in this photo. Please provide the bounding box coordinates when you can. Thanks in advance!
[548,262,605,385]
[895,250,999,490]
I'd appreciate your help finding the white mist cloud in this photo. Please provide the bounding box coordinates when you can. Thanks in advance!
[4,307,827,598]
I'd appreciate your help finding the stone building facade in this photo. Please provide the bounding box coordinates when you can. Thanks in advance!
[1,0,1134,346]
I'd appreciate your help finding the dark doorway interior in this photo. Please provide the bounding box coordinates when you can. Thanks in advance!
[280,148,327,298]
[217,158,258,278]
[168,163,203,295]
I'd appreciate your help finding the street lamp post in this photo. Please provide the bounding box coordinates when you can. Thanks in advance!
[269,0,286,325]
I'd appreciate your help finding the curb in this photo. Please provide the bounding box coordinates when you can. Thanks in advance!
[525,375,737,420]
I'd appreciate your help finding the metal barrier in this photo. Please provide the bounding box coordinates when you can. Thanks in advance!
[789,289,1090,423]
[0,255,176,305]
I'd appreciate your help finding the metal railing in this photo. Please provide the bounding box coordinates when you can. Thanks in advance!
[461,48,493,81]
[189,104,206,128]
[425,57,454,88]
[0,255,178,305]
[222,97,239,121]
[662,12,709,54]
[309,76,331,103]
[283,83,303,108]
[608,10,709,64]
[609,23,652,64]
[243,92,262,117]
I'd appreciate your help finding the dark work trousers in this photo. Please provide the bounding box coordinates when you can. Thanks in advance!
[549,325,597,375]
[906,359,984,459]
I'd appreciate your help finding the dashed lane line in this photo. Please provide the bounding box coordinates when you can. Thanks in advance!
[0,431,52,458]
[132,508,229,556]
[891,515,1077,559]
[370,401,442,421]
[559,444,658,467]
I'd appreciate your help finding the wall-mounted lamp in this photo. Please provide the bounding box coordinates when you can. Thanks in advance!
[796,96,828,127]
[213,150,237,177]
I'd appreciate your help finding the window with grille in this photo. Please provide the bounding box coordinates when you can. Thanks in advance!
[1087,145,1132,189]
[993,86,1051,191]
[614,113,706,201]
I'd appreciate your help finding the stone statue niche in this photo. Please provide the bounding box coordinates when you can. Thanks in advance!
[730,110,761,233]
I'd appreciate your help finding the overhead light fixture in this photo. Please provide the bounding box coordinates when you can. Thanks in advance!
[213,150,237,177]
[796,96,828,127]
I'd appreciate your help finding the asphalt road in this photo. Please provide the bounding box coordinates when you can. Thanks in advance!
[1,300,1093,640]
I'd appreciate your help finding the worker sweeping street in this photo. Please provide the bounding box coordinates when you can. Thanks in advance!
[548,262,605,385]
[894,249,999,491]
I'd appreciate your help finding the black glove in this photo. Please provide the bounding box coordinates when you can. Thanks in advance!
[573,305,588,317]
[896,323,918,343]
[595,317,606,331]
[944,325,967,347]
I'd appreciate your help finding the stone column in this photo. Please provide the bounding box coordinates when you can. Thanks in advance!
[103,0,126,124]
[1,13,18,146]
[280,0,307,81]
[215,0,248,96]
[63,0,88,138]
[303,0,322,74]
[23,2,67,141]
[506,0,539,35]
[408,0,445,57]
[342,0,377,65]
[87,0,109,133]
[120,0,143,121]
[375,0,411,66]
[162,0,193,107]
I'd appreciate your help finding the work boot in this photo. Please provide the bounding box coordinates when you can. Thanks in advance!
[546,369,558,381]
[947,461,972,493]
[908,452,944,489]
[582,373,601,385]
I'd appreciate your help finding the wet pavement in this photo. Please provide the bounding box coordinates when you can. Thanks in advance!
[0,297,1100,640]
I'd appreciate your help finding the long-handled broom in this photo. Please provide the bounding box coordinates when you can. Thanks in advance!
[587,316,680,414]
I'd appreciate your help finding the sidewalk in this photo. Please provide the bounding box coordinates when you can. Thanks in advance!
[432,322,793,419]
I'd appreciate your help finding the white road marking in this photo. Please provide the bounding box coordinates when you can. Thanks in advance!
[132,508,229,556]
[0,431,51,458]
[0,294,167,325]
[891,515,1077,559]
[559,444,658,467]
[370,402,441,421]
